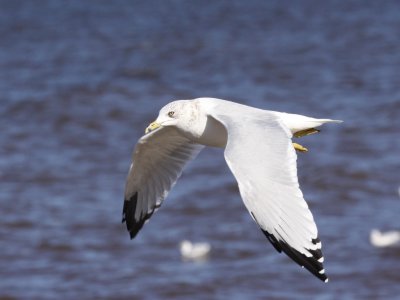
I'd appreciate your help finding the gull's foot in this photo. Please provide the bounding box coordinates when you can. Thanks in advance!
[293,142,308,152]
[294,128,320,138]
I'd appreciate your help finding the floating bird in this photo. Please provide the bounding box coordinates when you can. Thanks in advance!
[179,240,211,261]
[122,98,342,282]
[370,229,400,248]
[370,189,400,248]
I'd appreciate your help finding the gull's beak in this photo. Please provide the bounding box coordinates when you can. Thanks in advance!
[145,121,161,134]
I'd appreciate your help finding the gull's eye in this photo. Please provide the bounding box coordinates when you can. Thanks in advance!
[168,111,175,117]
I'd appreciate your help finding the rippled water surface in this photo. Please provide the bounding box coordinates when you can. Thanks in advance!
[1,1,400,299]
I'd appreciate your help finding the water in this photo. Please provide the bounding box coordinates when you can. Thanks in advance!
[1,1,399,299]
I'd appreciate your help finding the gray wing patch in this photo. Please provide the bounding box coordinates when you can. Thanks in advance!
[123,127,204,239]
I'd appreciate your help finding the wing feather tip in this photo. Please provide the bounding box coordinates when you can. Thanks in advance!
[129,227,140,239]
[261,229,328,282]
[122,192,164,240]
[123,193,142,239]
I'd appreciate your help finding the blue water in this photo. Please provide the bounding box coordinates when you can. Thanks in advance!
[1,1,400,299]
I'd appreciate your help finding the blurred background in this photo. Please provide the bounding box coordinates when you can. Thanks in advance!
[1,0,399,299]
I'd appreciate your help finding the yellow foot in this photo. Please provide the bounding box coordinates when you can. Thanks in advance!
[293,142,308,152]
[294,128,320,138]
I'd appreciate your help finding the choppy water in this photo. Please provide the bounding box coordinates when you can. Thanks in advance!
[1,1,400,299]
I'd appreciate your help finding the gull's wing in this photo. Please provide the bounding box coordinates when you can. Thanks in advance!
[123,126,204,239]
[210,112,328,282]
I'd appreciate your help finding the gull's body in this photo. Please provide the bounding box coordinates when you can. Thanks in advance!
[122,98,341,282]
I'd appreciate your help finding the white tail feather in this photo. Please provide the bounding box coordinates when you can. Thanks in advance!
[275,112,342,134]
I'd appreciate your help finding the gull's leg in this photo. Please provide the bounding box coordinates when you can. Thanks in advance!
[293,142,308,152]
[293,128,319,152]
[294,128,320,138]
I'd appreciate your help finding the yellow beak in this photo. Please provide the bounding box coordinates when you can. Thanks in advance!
[145,121,161,134]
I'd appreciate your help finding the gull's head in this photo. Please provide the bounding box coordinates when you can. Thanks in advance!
[145,100,200,134]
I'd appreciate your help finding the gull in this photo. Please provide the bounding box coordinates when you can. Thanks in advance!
[179,240,211,261]
[370,229,400,248]
[370,189,400,248]
[122,98,342,282]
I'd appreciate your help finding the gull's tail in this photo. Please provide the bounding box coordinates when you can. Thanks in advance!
[275,112,343,135]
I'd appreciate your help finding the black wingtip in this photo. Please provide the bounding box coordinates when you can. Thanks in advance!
[122,193,144,239]
[129,228,139,240]
[262,230,283,253]
[122,192,160,239]
[261,229,328,282]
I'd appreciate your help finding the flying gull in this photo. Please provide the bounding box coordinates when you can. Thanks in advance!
[122,98,342,282]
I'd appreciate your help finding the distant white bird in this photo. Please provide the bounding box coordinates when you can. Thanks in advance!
[179,240,211,260]
[370,229,400,248]
[122,98,342,282]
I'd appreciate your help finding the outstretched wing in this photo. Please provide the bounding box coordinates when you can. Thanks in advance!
[210,111,328,282]
[123,126,204,239]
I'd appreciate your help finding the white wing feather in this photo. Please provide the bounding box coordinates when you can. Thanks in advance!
[123,126,203,238]
[209,110,328,282]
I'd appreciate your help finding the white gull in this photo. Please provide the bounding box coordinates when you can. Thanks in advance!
[179,240,211,261]
[122,98,342,282]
